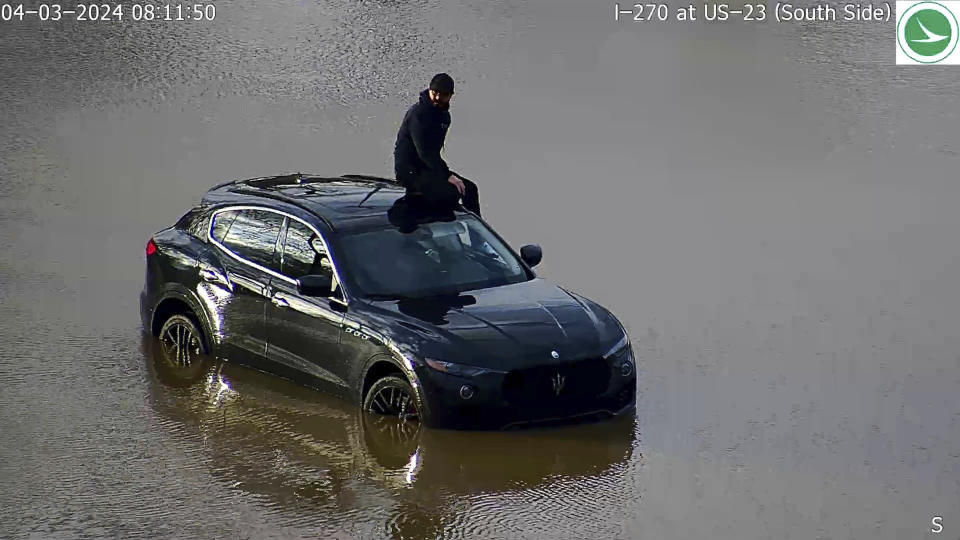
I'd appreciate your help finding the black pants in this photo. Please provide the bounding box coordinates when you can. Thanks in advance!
[396,168,481,217]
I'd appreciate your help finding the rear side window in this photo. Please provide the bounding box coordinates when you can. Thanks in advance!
[214,209,284,272]
[210,210,237,243]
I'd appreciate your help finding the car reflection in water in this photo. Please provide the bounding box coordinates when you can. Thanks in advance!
[141,333,639,538]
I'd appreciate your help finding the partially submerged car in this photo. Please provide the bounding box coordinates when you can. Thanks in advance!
[140,173,636,429]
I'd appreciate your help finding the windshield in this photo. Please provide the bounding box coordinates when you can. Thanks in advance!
[339,216,530,298]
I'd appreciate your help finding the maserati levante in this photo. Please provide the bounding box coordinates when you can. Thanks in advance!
[140,173,636,429]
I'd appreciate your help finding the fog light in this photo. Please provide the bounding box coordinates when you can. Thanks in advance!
[459,385,475,400]
[619,361,633,377]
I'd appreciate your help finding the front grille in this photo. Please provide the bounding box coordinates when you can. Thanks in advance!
[502,357,610,406]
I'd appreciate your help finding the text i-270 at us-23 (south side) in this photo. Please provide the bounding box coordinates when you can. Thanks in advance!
[614,2,892,23]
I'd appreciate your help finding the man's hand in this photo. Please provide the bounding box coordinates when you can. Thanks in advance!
[448,174,465,196]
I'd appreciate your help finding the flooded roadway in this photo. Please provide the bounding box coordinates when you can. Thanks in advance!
[2,1,960,538]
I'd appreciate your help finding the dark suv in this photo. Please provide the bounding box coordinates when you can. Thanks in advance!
[140,173,636,429]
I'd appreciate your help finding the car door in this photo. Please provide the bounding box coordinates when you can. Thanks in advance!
[209,207,285,368]
[264,216,349,390]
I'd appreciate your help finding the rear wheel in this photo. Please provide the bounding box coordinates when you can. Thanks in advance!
[158,313,207,366]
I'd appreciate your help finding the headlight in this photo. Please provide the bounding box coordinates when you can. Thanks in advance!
[603,334,635,376]
[603,333,631,360]
[424,358,497,377]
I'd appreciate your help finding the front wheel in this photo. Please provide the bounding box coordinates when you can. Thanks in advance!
[363,375,423,424]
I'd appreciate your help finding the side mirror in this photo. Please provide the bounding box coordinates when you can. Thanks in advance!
[520,244,542,268]
[297,274,334,297]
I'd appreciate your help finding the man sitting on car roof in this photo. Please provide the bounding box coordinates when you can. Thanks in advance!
[394,72,482,217]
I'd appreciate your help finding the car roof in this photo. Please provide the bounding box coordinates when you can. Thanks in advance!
[200,173,468,232]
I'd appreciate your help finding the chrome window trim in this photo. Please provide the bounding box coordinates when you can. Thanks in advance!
[207,205,350,304]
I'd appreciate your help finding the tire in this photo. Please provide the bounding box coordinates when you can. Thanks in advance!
[158,313,208,365]
[363,375,424,424]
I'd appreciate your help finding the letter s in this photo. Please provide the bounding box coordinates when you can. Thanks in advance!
[931,516,943,533]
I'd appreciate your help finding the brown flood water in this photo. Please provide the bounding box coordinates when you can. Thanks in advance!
[2,1,960,538]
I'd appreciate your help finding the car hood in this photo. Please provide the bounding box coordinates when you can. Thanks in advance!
[361,279,624,370]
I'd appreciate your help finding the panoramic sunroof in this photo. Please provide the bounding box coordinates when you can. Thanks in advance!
[240,173,302,188]
[241,174,399,190]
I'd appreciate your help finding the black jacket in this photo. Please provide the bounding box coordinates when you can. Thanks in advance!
[394,89,451,186]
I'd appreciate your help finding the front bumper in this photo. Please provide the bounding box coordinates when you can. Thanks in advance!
[415,361,637,430]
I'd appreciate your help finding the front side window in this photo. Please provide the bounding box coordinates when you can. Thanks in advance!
[339,215,530,298]
[281,219,332,280]
[216,209,284,271]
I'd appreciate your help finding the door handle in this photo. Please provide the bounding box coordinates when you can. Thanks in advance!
[271,293,290,308]
[199,264,232,290]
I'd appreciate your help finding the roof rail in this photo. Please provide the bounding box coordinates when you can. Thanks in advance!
[339,174,400,184]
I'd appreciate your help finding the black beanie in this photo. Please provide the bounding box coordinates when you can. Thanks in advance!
[429,73,455,94]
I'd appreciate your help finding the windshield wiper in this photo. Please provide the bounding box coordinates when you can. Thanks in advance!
[356,185,384,207]
[364,293,419,301]
[365,290,467,301]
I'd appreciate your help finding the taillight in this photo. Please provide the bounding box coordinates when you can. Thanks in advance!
[146,238,157,256]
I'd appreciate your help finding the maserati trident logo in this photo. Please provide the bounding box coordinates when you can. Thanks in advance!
[551,372,566,396]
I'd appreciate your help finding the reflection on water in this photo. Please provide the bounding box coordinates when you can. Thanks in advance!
[141,335,638,538]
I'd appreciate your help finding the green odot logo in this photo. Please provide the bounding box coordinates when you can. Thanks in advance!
[898,1,959,63]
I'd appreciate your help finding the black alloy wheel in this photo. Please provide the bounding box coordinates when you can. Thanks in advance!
[159,314,206,366]
[363,375,421,423]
